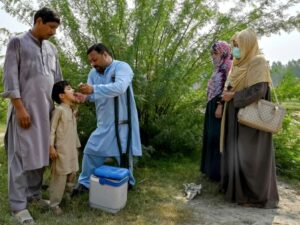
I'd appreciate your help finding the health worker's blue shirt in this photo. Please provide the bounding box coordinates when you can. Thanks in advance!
[84,60,142,157]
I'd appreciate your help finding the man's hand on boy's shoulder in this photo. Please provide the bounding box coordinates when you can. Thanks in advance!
[49,146,58,160]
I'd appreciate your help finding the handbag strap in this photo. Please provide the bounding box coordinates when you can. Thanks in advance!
[270,82,279,104]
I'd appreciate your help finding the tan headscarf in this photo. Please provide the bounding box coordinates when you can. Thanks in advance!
[226,28,272,91]
[220,28,272,152]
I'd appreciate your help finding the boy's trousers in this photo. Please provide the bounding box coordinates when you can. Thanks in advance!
[49,171,76,207]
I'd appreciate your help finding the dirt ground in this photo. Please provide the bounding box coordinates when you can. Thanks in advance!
[0,132,299,225]
[183,181,300,225]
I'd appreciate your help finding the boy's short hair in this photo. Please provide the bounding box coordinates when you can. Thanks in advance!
[34,7,60,25]
[52,80,70,104]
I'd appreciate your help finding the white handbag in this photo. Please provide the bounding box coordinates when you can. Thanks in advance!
[237,89,286,133]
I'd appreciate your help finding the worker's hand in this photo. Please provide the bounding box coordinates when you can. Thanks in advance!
[78,83,93,95]
[74,92,87,103]
[49,146,58,160]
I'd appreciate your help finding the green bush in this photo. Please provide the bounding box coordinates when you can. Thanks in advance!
[272,71,300,179]
[2,0,300,164]
[147,90,205,156]
[274,114,300,179]
[0,69,8,124]
[76,103,96,148]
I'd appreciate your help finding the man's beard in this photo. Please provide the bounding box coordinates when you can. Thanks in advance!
[95,66,105,74]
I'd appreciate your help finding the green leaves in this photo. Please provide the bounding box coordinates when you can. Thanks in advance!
[0,68,8,123]
[1,0,299,156]
[271,61,300,179]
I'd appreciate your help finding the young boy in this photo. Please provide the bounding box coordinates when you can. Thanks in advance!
[49,80,81,215]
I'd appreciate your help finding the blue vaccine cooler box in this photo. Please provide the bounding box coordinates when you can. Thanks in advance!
[89,165,129,213]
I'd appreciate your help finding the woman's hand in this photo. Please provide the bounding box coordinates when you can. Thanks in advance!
[215,104,223,118]
[222,90,235,102]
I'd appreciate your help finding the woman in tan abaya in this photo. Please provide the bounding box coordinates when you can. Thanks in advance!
[220,28,279,208]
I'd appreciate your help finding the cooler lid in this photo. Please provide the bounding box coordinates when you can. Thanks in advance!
[93,165,129,180]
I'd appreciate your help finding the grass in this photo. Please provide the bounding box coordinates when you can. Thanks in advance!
[0,138,206,225]
[282,101,300,111]
[0,122,5,133]
[278,176,300,192]
[1,118,299,225]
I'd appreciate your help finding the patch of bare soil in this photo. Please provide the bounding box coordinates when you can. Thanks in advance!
[184,182,300,225]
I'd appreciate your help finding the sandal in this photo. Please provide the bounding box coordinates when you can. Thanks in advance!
[12,209,35,224]
[50,206,63,216]
[28,198,50,209]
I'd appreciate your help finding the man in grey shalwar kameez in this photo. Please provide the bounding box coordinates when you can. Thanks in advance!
[1,8,62,224]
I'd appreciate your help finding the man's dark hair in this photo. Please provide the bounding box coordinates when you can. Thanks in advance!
[87,43,112,57]
[34,7,60,25]
[52,80,70,104]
